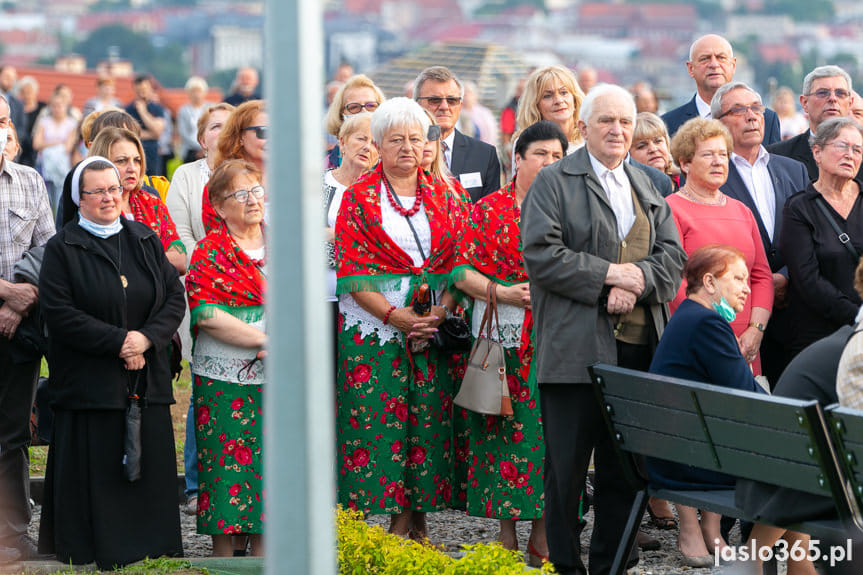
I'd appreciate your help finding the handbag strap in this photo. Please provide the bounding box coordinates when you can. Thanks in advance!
[482,281,503,342]
[815,196,860,260]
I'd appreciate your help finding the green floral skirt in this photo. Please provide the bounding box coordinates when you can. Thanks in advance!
[463,348,545,519]
[336,321,460,515]
[194,375,263,535]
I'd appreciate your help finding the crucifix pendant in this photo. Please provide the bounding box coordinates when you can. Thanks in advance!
[121,275,128,288]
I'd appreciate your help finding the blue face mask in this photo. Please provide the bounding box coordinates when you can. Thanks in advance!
[712,296,737,323]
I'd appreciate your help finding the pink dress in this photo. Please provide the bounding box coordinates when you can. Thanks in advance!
[666,193,774,374]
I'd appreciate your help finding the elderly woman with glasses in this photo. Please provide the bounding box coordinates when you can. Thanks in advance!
[37,156,185,568]
[185,159,267,557]
[780,117,863,357]
[204,101,267,234]
[325,74,385,169]
[334,97,466,542]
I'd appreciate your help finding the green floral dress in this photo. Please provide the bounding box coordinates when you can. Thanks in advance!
[185,224,265,534]
[452,181,545,520]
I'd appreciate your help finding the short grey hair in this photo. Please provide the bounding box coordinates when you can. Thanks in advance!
[809,116,863,149]
[185,75,208,92]
[802,65,852,97]
[412,66,464,100]
[16,75,38,94]
[710,81,762,119]
[580,83,637,127]
[370,97,431,145]
[688,34,733,62]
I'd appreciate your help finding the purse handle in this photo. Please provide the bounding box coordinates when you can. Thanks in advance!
[479,281,503,342]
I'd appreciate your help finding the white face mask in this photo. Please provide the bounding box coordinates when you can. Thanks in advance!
[0,128,8,153]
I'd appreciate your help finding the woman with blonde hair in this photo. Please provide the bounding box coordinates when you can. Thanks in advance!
[325,74,385,168]
[630,112,680,191]
[514,65,585,153]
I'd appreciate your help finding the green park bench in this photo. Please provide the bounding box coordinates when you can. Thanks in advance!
[588,364,863,575]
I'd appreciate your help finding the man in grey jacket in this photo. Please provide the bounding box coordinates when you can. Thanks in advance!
[521,84,685,575]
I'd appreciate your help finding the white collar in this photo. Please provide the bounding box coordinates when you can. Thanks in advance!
[442,130,456,151]
[695,94,712,118]
[588,151,626,183]
[731,146,769,168]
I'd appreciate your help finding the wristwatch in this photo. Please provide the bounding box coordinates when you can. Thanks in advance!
[748,321,766,332]
[441,304,453,319]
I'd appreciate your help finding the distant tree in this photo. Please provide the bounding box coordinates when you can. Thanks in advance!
[763,0,833,22]
[208,68,239,95]
[74,24,190,88]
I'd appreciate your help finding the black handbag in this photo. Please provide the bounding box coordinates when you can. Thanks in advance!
[433,315,472,353]
[123,370,143,483]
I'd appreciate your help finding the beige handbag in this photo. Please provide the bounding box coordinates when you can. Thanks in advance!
[454,282,514,416]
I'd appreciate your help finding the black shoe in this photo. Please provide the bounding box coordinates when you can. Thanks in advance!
[636,530,661,551]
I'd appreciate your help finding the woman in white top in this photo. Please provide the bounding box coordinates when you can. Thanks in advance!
[33,93,78,213]
[164,101,233,516]
[177,76,211,163]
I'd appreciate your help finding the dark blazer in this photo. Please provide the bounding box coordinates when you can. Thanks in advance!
[629,158,674,197]
[40,219,185,410]
[720,153,809,273]
[662,94,781,145]
[767,131,863,183]
[449,129,501,202]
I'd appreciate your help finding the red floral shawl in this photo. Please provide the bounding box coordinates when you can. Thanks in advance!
[185,222,266,336]
[126,190,186,254]
[201,183,222,235]
[335,164,464,304]
[453,180,534,383]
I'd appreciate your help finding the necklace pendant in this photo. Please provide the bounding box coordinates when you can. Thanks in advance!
[120,274,128,289]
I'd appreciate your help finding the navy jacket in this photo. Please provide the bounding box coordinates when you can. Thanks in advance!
[450,129,501,203]
[662,94,781,146]
[767,131,863,183]
[719,153,809,274]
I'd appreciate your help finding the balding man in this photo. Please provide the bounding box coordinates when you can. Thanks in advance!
[767,65,859,180]
[224,67,261,106]
[714,81,809,385]
[662,34,780,144]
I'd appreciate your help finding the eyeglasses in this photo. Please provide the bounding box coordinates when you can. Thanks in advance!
[807,88,851,100]
[717,104,766,119]
[244,126,268,139]
[80,186,122,198]
[225,185,265,204]
[344,101,379,114]
[826,141,863,156]
[416,96,462,107]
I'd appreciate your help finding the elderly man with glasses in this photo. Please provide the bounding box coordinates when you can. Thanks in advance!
[768,65,859,181]
[413,66,501,202]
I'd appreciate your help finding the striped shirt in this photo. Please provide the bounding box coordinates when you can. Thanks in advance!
[0,160,55,282]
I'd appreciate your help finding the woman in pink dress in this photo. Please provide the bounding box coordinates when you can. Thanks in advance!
[667,118,773,375]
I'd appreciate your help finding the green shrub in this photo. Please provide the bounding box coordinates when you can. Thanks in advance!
[337,507,556,574]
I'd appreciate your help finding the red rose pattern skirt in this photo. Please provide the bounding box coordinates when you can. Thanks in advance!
[463,348,545,519]
[194,375,264,534]
[336,321,458,515]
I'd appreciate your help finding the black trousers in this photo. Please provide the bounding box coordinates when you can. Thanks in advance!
[0,339,40,545]
[540,341,652,575]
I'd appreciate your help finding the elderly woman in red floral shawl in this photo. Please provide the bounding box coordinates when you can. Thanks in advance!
[453,121,567,566]
[335,97,467,541]
[185,159,266,557]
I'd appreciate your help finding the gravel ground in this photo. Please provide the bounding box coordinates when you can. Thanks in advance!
[365,508,763,575]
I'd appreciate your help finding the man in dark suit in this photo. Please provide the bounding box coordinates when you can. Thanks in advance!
[715,81,809,385]
[767,65,859,181]
[662,34,780,145]
[414,66,501,202]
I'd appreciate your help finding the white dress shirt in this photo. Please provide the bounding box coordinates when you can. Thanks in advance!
[441,130,455,170]
[695,95,712,119]
[731,146,775,240]
[588,152,635,239]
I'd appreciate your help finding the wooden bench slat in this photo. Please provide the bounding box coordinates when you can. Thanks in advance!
[615,424,831,495]
[606,397,817,463]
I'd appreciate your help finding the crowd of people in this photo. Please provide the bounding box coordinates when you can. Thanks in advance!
[2,30,863,574]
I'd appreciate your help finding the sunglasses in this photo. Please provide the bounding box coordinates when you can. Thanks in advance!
[416,96,462,107]
[244,125,268,140]
[344,101,379,114]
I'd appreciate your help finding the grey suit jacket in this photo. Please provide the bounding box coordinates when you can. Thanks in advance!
[720,153,809,274]
[521,147,686,384]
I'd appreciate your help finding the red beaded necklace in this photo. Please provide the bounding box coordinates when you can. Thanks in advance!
[383,174,423,217]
